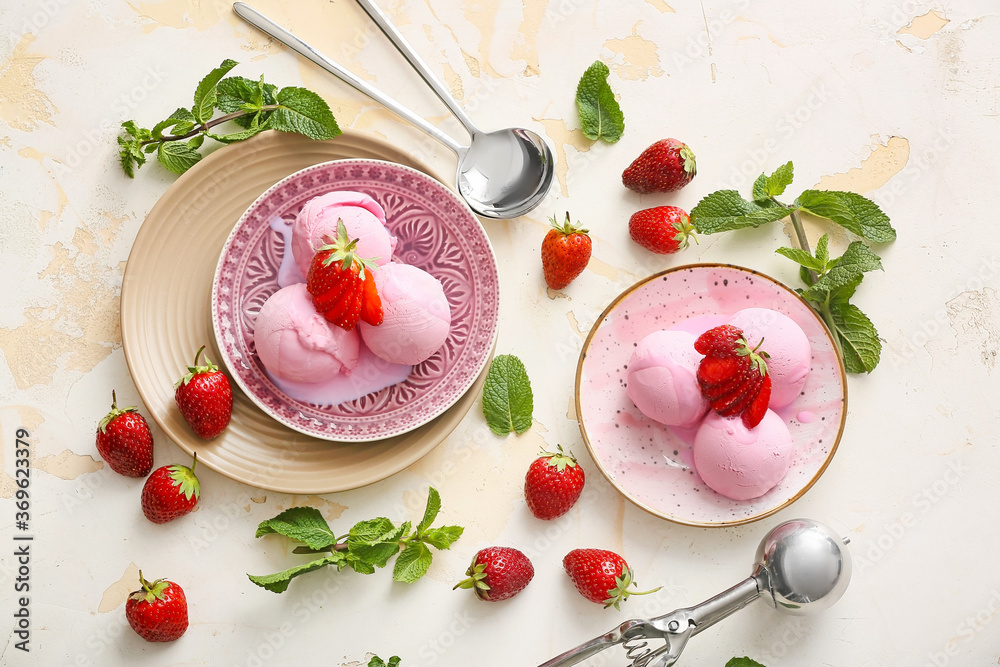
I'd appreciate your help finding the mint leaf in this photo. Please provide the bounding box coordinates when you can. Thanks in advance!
[156,141,201,175]
[193,58,239,124]
[367,657,400,667]
[575,60,624,143]
[152,107,196,139]
[255,506,337,550]
[752,161,794,200]
[347,518,406,568]
[388,658,401,667]
[421,525,464,550]
[726,659,767,667]
[775,246,825,271]
[117,135,146,178]
[248,554,344,593]
[416,487,441,535]
[690,190,794,234]
[830,297,881,373]
[393,541,432,583]
[271,87,341,140]
[814,233,830,266]
[207,112,270,144]
[482,354,533,435]
[802,242,882,300]
[345,553,377,575]
[216,75,263,112]
[796,190,896,243]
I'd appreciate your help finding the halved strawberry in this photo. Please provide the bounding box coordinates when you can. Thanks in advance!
[697,356,741,388]
[306,219,381,331]
[359,272,383,326]
[695,325,772,428]
[741,374,771,428]
[694,324,743,357]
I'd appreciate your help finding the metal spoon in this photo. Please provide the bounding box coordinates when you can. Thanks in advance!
[233,1,554,219]
[539,519,852,667]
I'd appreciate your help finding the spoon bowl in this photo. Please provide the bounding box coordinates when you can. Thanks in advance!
[458,129,553,219]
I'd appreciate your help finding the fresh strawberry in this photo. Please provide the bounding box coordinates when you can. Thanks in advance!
[694,325,771,428]
[563,549,660,609]
[524,445,586,520]
[125,571,188,642]
[622,138,697,194]
[628,206,697,254]
[453,546,534,601]
[141,453,200,523]
[174,346,232,439]
[306,219,381,330]
[95,390,153,477]
[541,212,592,290]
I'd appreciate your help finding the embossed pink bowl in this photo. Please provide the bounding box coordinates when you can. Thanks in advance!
[212,159,500,441]
[576,264,847,527]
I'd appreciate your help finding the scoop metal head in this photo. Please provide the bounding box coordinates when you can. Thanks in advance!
[753,518,852,615]
[457,129,554,219]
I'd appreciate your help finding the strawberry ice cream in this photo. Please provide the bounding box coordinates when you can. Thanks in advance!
[253,283,360,383]
[291,190,396,277]
[692,409,793,500]
[359,262,451,365]
[727,308,811,408]
[626,330,709,428]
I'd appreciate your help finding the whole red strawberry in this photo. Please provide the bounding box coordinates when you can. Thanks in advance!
[524,445,585,520]
[307,219,383,330]
[628,206,697,254]
[174,346,232,439]
[541,212,592,290]
[563,548,660,609]
[622,138,697,194]
[694,325,771,428]
[125,571,188,642]
[141,453,200,523]
[96,390,153,477]
[453,546,534,601]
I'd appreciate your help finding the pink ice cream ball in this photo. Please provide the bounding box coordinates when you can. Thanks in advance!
[291,190,396,277]
[727,307,811,408]
[626,330,709,429]
[253,283,360,383]
[692,409,793,501]
[360,262,451,366]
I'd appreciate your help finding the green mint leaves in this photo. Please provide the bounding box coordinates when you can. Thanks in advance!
[482,354,534,435]
[726,659,767,667]
[248,488,463,593]
[368,657,401,667]
[576,61,624,143]
[690,161,895,374]
[118,59,341,177]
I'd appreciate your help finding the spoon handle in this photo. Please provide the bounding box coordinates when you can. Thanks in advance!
[232,2,462,154]
[354,0,480,136]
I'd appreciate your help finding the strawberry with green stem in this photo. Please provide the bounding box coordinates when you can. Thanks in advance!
[541,212,592,290]
[96,390,154,477]
[307,219,383,329]
[454,546,534,601]
[141,452,200,524]
[524,445,586,520]
[125,571,189,642]
[622,138,697,194]
[175,345,232,439]
[628,205,698,255]
[563,548,660,609]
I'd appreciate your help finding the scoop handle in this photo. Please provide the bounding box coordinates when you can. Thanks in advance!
[354,0,480,135]
[232,2,462,154]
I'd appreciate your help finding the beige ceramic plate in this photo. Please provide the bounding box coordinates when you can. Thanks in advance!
[121,130,488,494]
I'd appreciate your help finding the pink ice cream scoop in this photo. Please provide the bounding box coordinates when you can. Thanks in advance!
[727,308,811,409]
[626,330,709,428]
[359,262,451,365]
[692,409,793,500]
[253,283,360,383]
[291,190,396,277]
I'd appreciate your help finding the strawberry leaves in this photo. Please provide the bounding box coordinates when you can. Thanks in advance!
[691,161,895,373]
[248,488,464,593]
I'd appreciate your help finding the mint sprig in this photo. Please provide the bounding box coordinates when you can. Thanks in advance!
[118,59,341,177]
[368,657,401,667]
[690,161,895,373]
[248,488,463,593]
[482,354,534,435]
[575,61,624,143]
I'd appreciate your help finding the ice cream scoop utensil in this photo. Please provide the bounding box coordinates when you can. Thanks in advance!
[232,2,554,220]
[538,519,852,667]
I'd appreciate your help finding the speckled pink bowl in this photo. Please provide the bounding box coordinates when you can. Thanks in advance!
[575,264,847,527]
